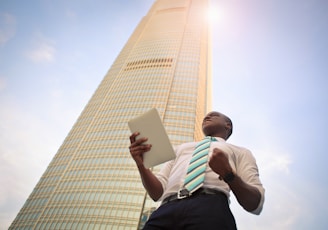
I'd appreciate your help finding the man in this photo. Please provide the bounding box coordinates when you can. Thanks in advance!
[129,111,264,229]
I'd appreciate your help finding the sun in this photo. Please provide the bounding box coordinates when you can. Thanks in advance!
[205,6,223,26]
[207,7,219,22]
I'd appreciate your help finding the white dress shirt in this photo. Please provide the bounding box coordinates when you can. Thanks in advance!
[156,137,265,215]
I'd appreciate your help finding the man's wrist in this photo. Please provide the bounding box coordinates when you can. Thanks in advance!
[223,171,235,183]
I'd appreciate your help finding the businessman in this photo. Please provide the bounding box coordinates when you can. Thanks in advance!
[129,111,265,229]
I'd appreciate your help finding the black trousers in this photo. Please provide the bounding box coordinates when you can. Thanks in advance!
[143,193,237,230]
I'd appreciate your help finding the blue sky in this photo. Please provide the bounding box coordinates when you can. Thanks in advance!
[1,0,327,229]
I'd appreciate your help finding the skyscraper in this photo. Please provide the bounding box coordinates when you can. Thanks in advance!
[10,0,212,229]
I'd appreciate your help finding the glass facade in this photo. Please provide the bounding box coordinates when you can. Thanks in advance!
[10,0,211,229]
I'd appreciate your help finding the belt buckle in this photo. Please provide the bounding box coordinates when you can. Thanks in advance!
[177,188,191,199]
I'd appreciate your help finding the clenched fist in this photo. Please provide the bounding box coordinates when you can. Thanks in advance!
[209,148,234,181]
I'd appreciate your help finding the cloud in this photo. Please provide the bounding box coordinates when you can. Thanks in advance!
[0,12,16,46]
[26,34,56,63]
[65,9,78,20]
[257,149,292,176]
[0,100,58,229]
[230,176,305,230]
[0,83,89,228]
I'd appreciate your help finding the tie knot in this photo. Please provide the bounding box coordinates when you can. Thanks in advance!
[205,136,217,142]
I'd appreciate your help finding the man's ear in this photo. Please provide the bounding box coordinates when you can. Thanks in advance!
[225,122,231,130]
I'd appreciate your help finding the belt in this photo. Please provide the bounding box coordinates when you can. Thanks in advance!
[161,188,226,206]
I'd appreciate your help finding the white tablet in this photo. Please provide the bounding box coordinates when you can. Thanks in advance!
[128,108,176,168]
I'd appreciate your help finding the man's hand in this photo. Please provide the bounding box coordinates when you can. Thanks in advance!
[208,148,233,180]
[129,132,152,167]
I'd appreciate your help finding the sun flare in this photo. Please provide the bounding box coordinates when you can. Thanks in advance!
[205,5,224,26]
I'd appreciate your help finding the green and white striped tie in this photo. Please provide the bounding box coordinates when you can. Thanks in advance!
[183,136,217,193]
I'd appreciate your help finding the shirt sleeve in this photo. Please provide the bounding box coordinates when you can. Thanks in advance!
[234,147,265,215]
[156,160,174,193]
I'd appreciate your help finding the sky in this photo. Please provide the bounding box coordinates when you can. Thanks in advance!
[0,0,328,229]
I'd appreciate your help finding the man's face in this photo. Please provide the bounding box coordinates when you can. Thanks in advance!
[202,111,229,137]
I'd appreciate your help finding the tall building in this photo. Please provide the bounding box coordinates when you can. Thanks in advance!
[10,0,212,229]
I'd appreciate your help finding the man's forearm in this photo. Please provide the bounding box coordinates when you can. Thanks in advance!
[227,175,261,212]
[137,165,163,201]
